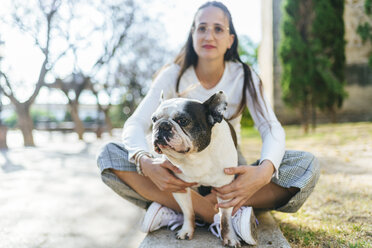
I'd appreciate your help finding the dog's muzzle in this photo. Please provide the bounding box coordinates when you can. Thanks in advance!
[153,121,174,153]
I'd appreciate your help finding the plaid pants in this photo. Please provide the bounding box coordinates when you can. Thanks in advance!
[97,142,320,213]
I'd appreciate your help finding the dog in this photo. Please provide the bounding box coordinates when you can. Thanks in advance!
[151,91,241,247]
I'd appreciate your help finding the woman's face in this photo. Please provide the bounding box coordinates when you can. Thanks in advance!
[192,6,235,62]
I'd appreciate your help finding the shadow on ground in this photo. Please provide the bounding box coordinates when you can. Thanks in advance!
[0,130,146,248]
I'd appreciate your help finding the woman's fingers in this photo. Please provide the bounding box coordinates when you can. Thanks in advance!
[167,174,197,188]
[156,170,196,192]
[232,199,247,215]
[224,166,247,175]
[214,190,237,200]
[217,197,241,209]
[214,181,237,194]
[161,160,182,173]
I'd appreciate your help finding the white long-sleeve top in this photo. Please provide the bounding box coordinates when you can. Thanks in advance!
[122,61,285,178]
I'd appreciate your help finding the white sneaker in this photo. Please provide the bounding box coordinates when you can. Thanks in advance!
[232,206,258,245]
[140,202,183,233]
[209,207,258,245]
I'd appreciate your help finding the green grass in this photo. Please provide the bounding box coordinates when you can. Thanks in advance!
[241,122,372,247]
[240,126,260,139]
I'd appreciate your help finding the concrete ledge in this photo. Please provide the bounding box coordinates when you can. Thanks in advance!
[139,211,290,248]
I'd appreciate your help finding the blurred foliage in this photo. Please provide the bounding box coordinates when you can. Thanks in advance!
[280,0,346,132]
[357,0,372,68]
[311,0,347,112]
[238,35,258,71]
[240,108,254,127]
[4,113,17,128]
[31,109,58,123]
[109,104,125,128]
[238,35,258,127]
[3,109,58,128]
[83,116,94,123]
[64,111,72,122]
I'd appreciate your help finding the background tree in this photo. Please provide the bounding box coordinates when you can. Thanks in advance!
[280,0,346,132]
[48,73,91,139]
[0,37,7,149]
[92,13,171,132]
[46,0,139,140]
[311,0,347,124]
[357,0,372,68]
[1,0,167,142]
[0,0,67,146]
[280,0,314,132]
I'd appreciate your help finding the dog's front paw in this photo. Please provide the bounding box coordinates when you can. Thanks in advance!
[176,225,194,240]
[222,230,241,247]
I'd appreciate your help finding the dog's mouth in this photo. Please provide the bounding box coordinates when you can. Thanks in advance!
[153,135,168,154]
[154,138,190,154]
[154,142,165,154]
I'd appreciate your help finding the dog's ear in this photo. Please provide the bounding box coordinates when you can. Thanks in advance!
[203,91,228,126]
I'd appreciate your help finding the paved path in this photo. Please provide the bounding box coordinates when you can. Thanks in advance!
[0,130,146,248]
[0,129,291,248]
[140,211,290,248]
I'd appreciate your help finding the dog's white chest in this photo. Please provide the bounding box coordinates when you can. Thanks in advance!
[177,158,235,187]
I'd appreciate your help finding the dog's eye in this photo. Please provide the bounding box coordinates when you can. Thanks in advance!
[151,116,157,123]
[175,117,189,126]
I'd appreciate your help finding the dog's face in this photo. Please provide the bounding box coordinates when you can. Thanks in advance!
[152,91,227,156]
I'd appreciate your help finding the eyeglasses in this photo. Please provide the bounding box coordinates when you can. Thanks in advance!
[193,24,230,39]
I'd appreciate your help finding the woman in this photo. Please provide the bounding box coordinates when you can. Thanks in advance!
[97,1,320,245]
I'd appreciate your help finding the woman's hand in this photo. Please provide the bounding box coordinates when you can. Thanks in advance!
[213,160,275,215]
[141,156,197,193]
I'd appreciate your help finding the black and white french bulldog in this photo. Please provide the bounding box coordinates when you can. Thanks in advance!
[151,91,241,247]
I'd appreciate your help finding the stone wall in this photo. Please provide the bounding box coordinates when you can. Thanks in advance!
[344,0,372,86]
[275,85,372,124]
[259,0,372,124]
[344,0,372,65]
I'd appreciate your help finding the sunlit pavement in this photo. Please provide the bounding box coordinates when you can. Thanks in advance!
[0,130,146,248]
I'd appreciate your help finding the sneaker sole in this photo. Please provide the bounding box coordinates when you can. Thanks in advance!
[140,202,163,233]
[241,207,258,245]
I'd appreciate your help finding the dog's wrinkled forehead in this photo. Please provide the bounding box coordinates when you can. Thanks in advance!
[154,98,202,119]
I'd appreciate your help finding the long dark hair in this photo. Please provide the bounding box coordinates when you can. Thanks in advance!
[174,1,267,120]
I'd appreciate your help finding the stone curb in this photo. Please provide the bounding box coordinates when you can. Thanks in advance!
[139,211,290,248]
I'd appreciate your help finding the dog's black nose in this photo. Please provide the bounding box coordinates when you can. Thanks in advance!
[154,136,167,146]
[159,121,172,132]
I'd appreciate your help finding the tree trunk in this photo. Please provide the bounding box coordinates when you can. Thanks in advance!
[311,98,317,132]
[329,107,337,123]
[70,102,85,140]
[103,108,113,136]
[0,125,8,149]
[15,103,35,146]
[301,100,310,134]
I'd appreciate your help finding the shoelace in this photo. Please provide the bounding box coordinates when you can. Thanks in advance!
[158,209,183,231]
[208,214,223,240]
[208,209,260,240]
[168,216,183,231]
[168,216,206,231]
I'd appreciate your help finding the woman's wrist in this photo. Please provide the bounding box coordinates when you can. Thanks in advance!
[258,160,275,185]
[139,155,153,177]
[134,151,153,176]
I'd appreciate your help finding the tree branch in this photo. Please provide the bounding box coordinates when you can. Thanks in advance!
[0,71,19,105]
[26,0,61,106]
[92,8,135,71]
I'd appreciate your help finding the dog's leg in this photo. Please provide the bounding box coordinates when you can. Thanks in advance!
[172,187,195,240]
[217,197,241,247]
